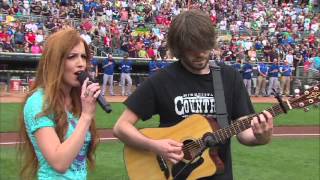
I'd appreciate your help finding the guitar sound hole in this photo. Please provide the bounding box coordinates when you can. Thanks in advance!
[182,139,201,161]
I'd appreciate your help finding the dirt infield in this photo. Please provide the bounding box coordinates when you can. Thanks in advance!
[0,92,128,103]
[0,92,319,147]
[0,91,287,103]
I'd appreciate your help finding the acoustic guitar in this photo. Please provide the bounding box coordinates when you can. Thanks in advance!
[124,84,319,180]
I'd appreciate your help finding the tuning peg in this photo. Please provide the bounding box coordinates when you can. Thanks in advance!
[303,107,309,112]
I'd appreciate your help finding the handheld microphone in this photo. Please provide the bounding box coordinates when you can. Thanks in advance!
[77,71,112,113]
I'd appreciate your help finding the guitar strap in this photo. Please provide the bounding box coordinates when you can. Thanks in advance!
[209,60,229,128]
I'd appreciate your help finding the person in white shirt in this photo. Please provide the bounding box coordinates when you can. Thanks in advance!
[310,20,319,33]
[268,22,276,34]
[105,8,113,22]
[35,30,44,44]
[285,50,294,65]
[23,0,30,15]
[80,31,92,45]
[219,18,227,31]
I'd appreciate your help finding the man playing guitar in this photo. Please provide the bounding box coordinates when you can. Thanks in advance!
[113,10,274,180]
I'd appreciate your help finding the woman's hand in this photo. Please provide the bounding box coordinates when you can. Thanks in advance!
[80,78,101,120]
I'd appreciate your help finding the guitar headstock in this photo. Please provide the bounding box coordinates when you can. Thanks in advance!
[289,84,320,109]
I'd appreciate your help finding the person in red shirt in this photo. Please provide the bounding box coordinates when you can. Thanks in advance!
[147,45,155,58]
[25,30,36,47]
[155,13,164,25]
[210,15,217,25]
[104,34,111,52]
[2,38,14,52]
[230,43,238,53]
[308,33,316,47]
[120,8,128,22]
[81,18,93,32]
[128,40,137,58]
[163,17,171,27]
[0,28,9,43]
[109,20,117,34]
[285,19,292,32]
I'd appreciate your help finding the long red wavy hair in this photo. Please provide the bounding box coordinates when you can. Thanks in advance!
[19,28,99,179]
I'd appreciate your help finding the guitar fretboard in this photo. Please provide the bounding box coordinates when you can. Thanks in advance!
[211,102,290,143]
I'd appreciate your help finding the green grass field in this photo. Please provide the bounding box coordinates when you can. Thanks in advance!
[0,103,319,132]
[0,138,319,180]
[0,102,319,179]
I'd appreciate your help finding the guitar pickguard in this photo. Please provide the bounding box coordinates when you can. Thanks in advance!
[172,157,204,180]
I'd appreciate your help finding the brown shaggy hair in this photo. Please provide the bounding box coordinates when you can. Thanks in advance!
[167,10,217,59]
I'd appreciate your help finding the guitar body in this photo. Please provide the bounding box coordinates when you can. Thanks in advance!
[124,114,223,180]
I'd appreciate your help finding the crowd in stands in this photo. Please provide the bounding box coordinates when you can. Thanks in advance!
[0,0,319,95]
[0,0,318,59]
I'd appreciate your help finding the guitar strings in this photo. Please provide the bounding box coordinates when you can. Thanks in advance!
[210,104,284,143]
[182,140,205,155]
[180,94,313,159]
[183,146,203,158]
[181,103,288,156]
[182,141,202,151]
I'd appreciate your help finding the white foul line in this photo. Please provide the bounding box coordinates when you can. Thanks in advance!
[0,134,319,145]
[0,141,23,145]
[0,137,118,145]
[100,137,118,141]
[272,134,319,137]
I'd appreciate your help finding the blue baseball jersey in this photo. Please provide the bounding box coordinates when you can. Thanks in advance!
[268,64,280,77]
[257,63,268,75]
[102,58,115,75]
[231,63,241,72]
[157,60,169,69]
[149,60,159,75]
[119,60,133,73]
[280,65,292,76]
[242,63,253,79]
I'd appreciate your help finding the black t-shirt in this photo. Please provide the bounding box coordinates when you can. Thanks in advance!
[124,61,254,180]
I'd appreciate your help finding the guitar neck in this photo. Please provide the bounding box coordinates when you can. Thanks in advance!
[212,100,291,143]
